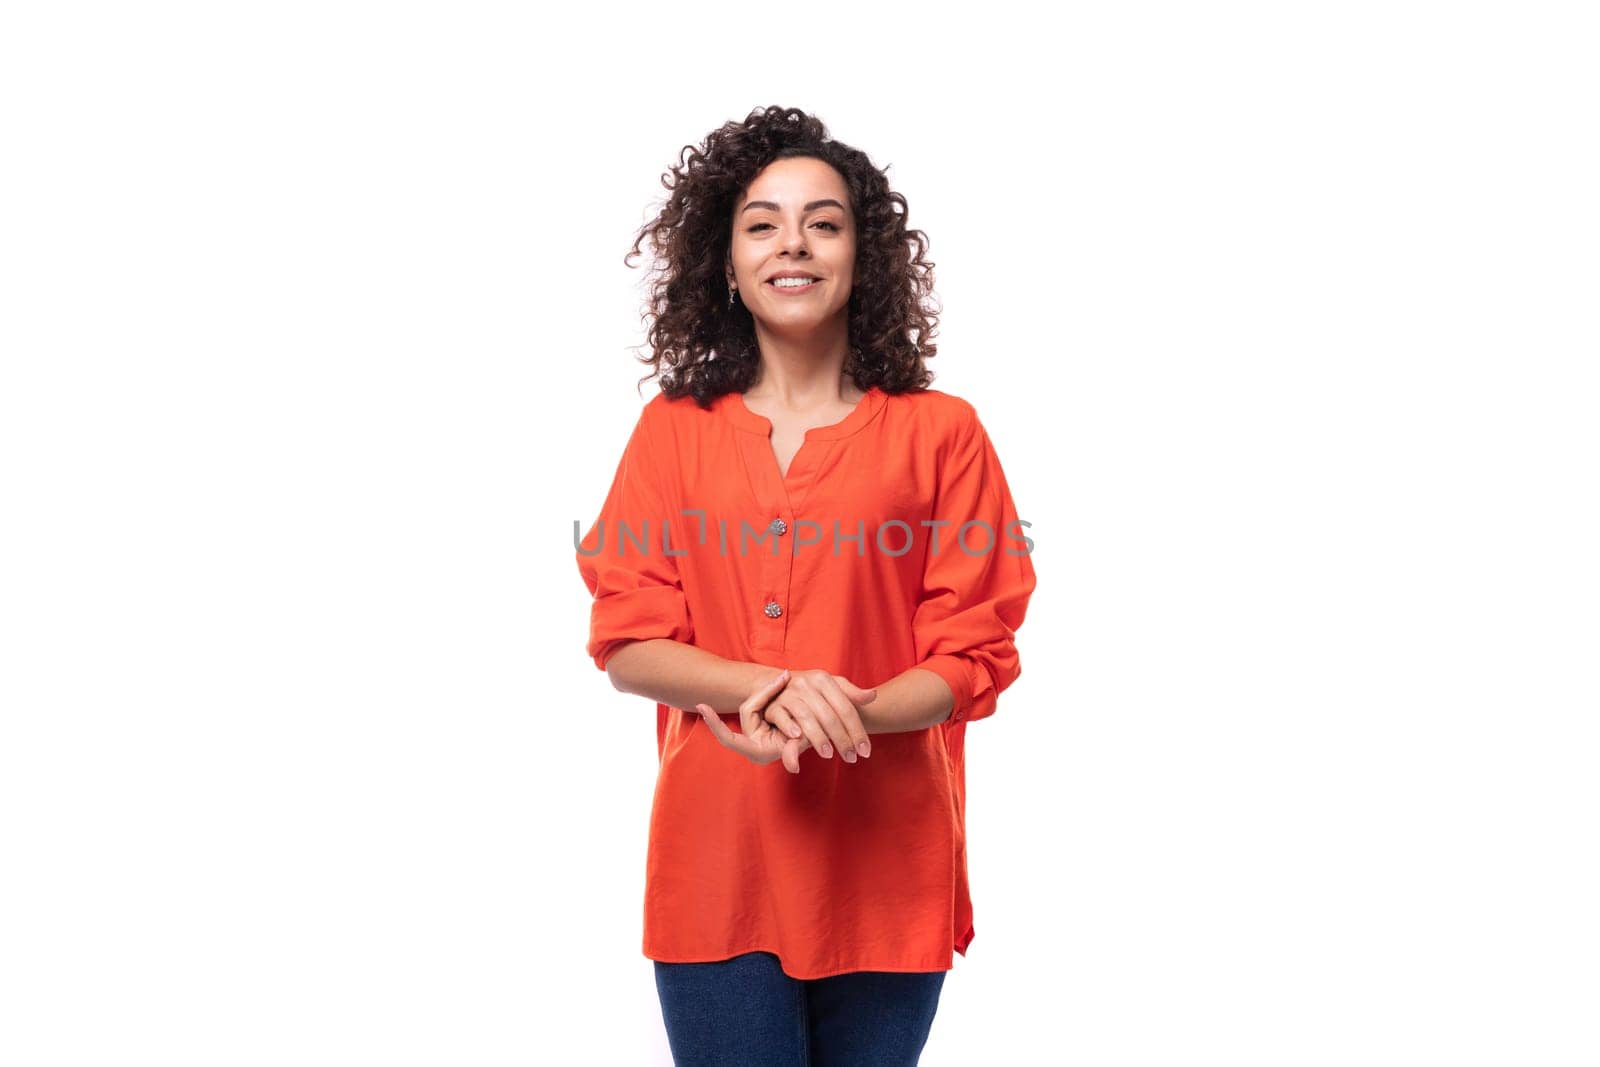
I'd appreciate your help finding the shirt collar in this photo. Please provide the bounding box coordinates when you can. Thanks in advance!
[716,386,886,441]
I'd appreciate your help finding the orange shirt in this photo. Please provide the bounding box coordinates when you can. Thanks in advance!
[575,385,1036,979]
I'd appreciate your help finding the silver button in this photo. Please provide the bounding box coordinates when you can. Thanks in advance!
[763,601,783,618]
[770,518,787,536]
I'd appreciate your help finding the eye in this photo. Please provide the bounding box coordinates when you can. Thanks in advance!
[745,220,843,233]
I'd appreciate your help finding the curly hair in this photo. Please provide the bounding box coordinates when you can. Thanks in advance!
[623,106,941,407]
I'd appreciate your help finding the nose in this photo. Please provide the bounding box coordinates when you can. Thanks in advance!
[779,228,811,258]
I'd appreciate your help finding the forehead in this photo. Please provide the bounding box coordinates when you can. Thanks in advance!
[738,157,850,210]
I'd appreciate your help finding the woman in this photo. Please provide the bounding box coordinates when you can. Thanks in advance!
[575,106,1037,1065]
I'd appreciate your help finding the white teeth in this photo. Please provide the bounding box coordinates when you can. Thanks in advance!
[771,277,818,288]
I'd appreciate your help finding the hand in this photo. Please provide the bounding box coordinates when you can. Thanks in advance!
[760,669,876,765]
[696,669,814,774]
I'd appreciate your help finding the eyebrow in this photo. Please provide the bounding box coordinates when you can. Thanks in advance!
[740,198,847,216]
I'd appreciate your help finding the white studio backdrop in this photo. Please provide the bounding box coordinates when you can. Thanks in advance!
[2,2,1596,1065]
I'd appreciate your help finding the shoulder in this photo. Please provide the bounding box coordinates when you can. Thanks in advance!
[887,387,983,447]
[630,389,719,457]
[643,389,719,424]
[634,390,695,432]
[891,387,979,421]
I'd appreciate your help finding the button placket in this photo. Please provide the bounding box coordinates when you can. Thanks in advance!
[760,505,795,646]
[764,440,839,652]
[722,387,888,656]
[735,417,845,655]
[736,436,797,652]
[761,515,789,626]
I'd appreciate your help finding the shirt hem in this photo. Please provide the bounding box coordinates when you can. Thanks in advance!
[643,943,956,981]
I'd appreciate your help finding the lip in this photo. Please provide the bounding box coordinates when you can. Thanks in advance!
[766,275,822,295]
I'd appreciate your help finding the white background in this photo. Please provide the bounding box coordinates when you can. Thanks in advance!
[3,2,1596,1064]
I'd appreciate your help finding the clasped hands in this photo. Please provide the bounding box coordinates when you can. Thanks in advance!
[696,668,876,775]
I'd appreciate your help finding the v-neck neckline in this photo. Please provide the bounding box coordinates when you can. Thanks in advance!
[719,386,885,440]
[718,386,887,486]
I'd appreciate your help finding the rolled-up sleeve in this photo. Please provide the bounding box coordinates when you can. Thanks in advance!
[911,406,1037,723]
[576,402,693,672]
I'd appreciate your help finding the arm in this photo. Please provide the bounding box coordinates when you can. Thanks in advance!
[606,639,785,717]
[577,402,787,715]
[852,666,956,735]
[904,403,1037,725]
[759,406,1035,739]
[577,401,706,701]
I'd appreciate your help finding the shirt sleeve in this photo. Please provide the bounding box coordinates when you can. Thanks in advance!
[910,405,1037,723]
[575,402,693,672]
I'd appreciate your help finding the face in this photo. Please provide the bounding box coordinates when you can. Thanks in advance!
[726,157,856,334]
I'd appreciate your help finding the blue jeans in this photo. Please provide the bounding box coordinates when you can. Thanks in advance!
[653,950,946,1066]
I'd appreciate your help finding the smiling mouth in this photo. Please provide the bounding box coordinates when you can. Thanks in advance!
[768,278,821,290]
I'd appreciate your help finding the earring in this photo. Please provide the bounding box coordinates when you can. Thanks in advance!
[728,284,739,307]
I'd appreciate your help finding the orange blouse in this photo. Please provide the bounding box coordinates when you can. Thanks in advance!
[575,385,1036,979]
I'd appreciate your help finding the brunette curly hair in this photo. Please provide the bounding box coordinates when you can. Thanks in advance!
[623,106,941,407]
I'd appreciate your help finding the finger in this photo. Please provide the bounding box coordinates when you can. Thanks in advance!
[835,680,877,758]
[810,688,862,764]
[743,694,790,754]
[737,671,791,756]
[782,695,835,759]
[819,680,872,757]
[740,669,791,718]
[839,680,879,705]
[764,702,806,742]
[814,680,872,761]
[791,678,857,763]
[779,727,813,771]
[812,681,876,764]
[697,703,759,761]
[749,715,794,765]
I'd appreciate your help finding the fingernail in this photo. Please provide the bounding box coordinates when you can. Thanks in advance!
[789,726,801,738]
[858,741,871,758]
[820,743,832,758]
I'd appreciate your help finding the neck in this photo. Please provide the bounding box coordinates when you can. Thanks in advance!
[746,327,861,406]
